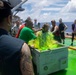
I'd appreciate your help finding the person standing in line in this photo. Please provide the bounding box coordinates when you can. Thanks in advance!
[15,17,31,38]
[32,19,42,33]
[37,22,41,29]
[71,20,76,46]
[33,19,38,29]
[59,18,67,44]
[51,20,61,43]
[11,20,20,37]
[0,1,34,75]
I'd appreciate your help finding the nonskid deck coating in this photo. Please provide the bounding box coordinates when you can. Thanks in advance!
[49,38,76,75]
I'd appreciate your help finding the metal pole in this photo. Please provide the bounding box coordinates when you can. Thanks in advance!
[11,0,28,13]
[13,11,19,16]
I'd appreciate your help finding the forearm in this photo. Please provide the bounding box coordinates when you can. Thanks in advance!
[52,28,57,33]
[64,25,67,31]
[64,28,67,31]
[52,30,56,33]
[61,27,67,32]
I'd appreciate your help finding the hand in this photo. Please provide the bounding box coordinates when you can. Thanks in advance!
[40,28,42,30]
[73,32,76,34]
[31,45,35,48]
[61,31,64,33]
[51,32,54,34]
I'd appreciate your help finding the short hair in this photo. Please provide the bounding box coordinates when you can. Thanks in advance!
[25,19,31,23]
[38,22,40,25]
[42,23,49,29]
[34,19,37,21]
[25,18,33,26]
[0,0,12,22]
[25,17,32,23]
[51,20,56,23]
[59,18,62,22]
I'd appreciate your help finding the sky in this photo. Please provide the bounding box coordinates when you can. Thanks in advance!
[17,0,76,22]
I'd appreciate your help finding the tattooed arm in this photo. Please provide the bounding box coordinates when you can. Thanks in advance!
[20,43,34,75]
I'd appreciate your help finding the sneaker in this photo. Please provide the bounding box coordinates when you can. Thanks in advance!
[63,42,65,44]
[71,43,73,46]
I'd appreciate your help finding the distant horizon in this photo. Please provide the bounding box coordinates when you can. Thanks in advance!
[39,22,73,33]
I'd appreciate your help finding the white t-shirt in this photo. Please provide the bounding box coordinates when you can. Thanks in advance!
[11,24,19,36]
[34,23,40,29]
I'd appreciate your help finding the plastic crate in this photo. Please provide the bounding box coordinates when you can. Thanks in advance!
[31,45,68,75]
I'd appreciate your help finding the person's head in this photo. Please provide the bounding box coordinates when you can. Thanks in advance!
[0,0,12,31]
[51,20,56,27]
[38,22,40,28]
[25,18,33,29]
[27,17,32,21]
[59,18,62,23]
[74,19,76,24]
[34,19,37,24]
[16,20,20,27]
[42,23,49,32]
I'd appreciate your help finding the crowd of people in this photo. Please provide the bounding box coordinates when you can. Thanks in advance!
[8,15,76,47]
[11,17,68,44]
[0,0,76,75]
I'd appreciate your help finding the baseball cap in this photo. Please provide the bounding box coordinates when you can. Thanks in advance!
[0,0,12,20]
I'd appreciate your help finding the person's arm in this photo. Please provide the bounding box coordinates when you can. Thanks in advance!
[32,27,42,33]
[20,43,34,75]
[50,27,52,32]
[64,24,67,31]
[52,26,58,34]
[72,24,74,32]
[27,29,37,41]
[61,24,67,32]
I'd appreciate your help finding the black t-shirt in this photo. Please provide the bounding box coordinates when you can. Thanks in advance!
[59,23,65,32]
[0,29,24,75]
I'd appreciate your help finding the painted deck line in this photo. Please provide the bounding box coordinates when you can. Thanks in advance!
[65,35,76,40]
[68,46,76,50]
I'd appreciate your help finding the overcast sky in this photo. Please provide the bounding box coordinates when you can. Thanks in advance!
[17,0,76,22]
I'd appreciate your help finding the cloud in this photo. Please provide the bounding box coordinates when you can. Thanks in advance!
[17,0,76,22]
[60,0,76,13]
[42,8,61,11]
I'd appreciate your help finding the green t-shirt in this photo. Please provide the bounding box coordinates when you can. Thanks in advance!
[19,27,36,43]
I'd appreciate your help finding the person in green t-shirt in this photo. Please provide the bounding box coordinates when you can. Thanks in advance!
[19,19,36,43]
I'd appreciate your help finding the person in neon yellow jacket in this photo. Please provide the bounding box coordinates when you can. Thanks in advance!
[29,23,59,51]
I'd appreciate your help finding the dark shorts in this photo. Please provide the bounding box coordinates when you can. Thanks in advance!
[60,32,65,39]
[54,36,61,43]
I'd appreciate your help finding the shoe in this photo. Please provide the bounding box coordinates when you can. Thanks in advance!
[63,42,65,44]
[71,43,73,46]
